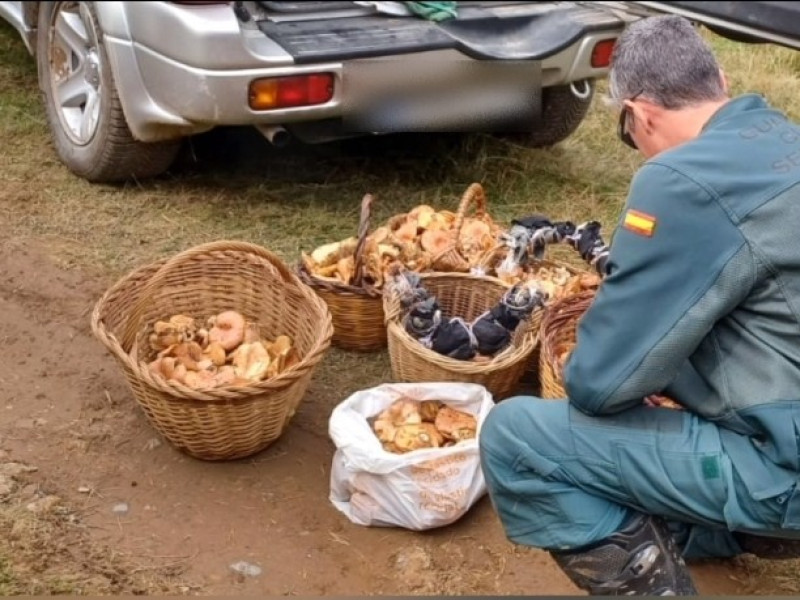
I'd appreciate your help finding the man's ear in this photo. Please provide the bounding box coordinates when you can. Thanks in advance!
[628,99,654,134]
[719,68,730,95]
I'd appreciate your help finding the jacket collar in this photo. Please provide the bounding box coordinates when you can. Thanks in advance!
[702,93,771,132]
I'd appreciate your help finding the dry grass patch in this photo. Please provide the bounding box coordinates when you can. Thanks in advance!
[0,474,192,595]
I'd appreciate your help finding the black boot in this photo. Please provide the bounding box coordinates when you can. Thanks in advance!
[550,513,698,596]
[734,532,800,560]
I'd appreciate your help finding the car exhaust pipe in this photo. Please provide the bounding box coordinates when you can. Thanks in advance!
[259,125,291,148]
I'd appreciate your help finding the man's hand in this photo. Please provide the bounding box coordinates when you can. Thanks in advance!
[643,395,683,410]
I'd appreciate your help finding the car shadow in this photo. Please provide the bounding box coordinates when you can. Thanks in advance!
[164,126,506,189]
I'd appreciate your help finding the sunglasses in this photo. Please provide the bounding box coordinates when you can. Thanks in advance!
[617,91,643,150]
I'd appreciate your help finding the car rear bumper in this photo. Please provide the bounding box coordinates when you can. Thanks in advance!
[99,2,625,142]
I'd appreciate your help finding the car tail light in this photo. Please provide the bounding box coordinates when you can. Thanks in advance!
[591,39,616,68]
[249,74,335,110]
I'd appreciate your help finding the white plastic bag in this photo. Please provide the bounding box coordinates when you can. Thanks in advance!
[329,382,495,530]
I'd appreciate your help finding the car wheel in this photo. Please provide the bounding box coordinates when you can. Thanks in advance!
[37,1,180,183]
[498,80,595,148]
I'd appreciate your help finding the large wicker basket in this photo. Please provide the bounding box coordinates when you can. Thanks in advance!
[476,246,589,382]
[429,182,503,273]
[91,241,333,461]
[384,272,541,400]
[539,290,596,399]
[296,194,386,352]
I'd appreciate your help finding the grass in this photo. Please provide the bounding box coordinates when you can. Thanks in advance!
[1,15,800,595]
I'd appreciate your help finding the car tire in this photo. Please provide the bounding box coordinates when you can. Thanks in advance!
[37,1,180,183]
[499,80,595,148]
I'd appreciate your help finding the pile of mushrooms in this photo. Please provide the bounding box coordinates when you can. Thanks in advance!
[391,204,501,270]
[496,264,602,302]
[370,398,478,454]
[301,230,403,290]
[301,203,502,289]
[146,311,299,390]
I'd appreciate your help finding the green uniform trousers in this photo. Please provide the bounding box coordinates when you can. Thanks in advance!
[479,396,800,558]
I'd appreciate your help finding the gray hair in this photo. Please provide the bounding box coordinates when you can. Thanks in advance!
[608,15,727,110]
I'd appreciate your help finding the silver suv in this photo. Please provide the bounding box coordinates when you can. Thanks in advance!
[1,1,796,183]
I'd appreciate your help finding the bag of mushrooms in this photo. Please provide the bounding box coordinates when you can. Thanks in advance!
[328,382,494,530]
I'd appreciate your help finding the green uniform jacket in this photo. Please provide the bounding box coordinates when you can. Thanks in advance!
[563,94,800,514]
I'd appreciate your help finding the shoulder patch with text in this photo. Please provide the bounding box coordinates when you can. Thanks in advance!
[623,209,657,237]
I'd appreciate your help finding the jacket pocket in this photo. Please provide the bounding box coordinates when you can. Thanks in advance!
[511,446,560,479]
[614,441,730,527]
[780,484,800,530]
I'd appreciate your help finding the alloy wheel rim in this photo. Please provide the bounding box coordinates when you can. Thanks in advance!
[48,1,103,145]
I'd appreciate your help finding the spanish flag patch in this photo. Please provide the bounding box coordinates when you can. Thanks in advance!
[623,209,657,237]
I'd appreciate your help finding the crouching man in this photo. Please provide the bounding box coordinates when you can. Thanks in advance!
[480,15,800,596]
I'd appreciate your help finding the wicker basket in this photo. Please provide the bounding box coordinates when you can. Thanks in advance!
[386,182,503,274]
[429,183,502,273]
[384,272,541,400]
[296,194,387,352]
[91,241,333,461]
[476,242,587,288]
[517,257,589,386]
[475,241,596,388]
[539,290,596,399]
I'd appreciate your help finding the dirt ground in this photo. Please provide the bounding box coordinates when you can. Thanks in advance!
[0,240,773,595]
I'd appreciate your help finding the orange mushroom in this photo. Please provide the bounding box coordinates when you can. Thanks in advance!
[418,400,443,423]
[231,341,271,381]
[148,314,198,351]
[202,342,227,367]
[420,229,452,255]
[459,219,492,245]
[282,347,301,371]
[336,256,355,284]
[392,423,444,452]
[171,363,188,385]
[434,406,477,442]
[208,311,246,351]
[184,369,217,390]
[394,219,418,244]
[243,322,260,345]
[409,204,436,230]
[270,335,293,357]
[213,365,238,387]
[408,204,435,221]
[310,237,358,267]
[369,226,391,245]
[172,341,204,370]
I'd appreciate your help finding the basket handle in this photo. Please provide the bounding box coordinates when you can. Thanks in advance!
[451,182,488,241]
[120,240,298,352]
[351,193,374,289]
[473,241,506,272]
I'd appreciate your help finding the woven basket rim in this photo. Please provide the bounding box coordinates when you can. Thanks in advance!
[477,246,589,275]
[295,261,383,298]
[90,241,334,403]
[539,289,596,375]
[384,271,540,374]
